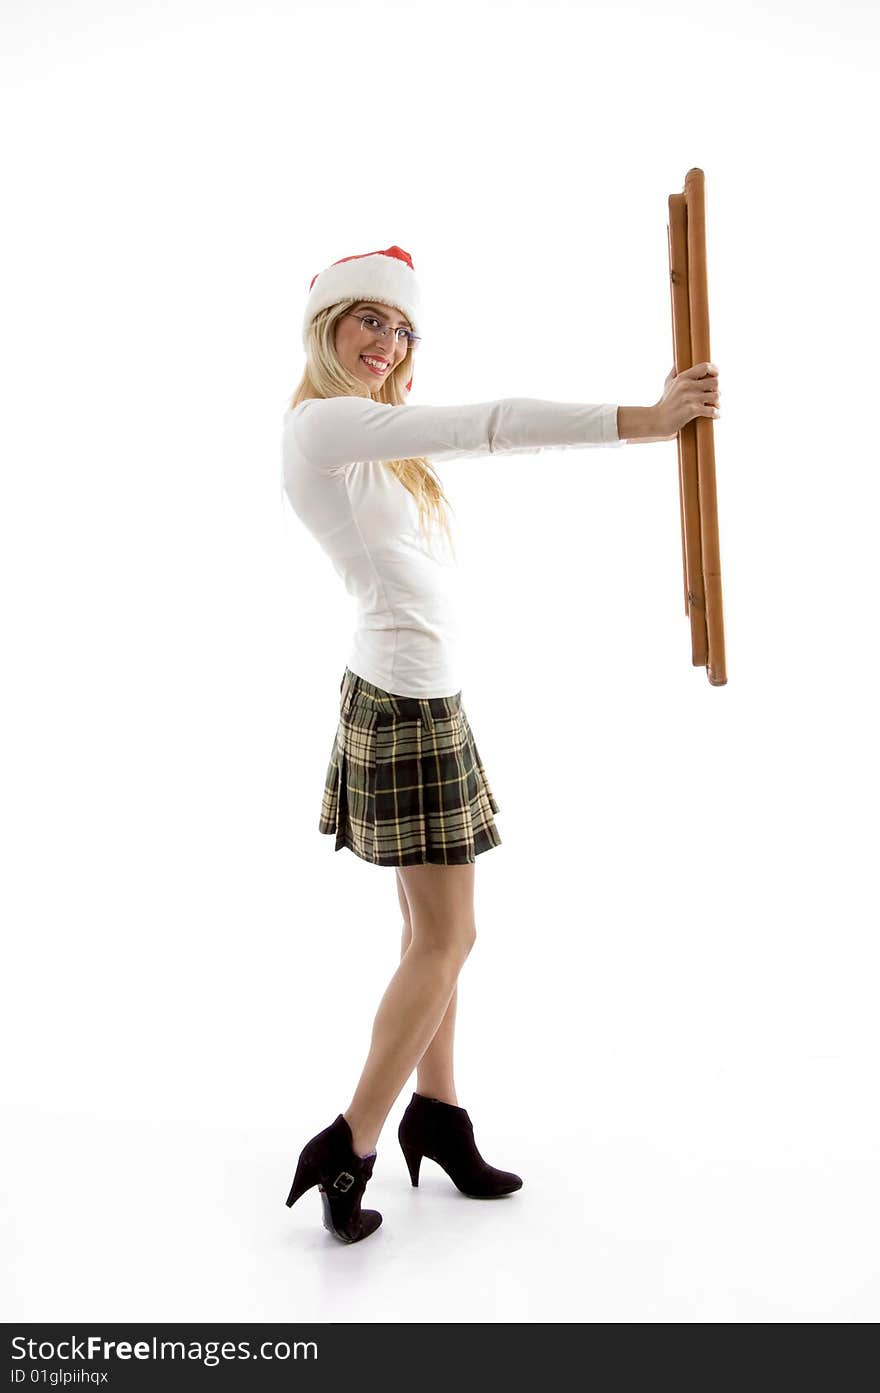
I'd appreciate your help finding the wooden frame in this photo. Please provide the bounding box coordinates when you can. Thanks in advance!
[667,168,727,686]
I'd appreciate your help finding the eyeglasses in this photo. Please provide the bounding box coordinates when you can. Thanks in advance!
[345,313,421,349]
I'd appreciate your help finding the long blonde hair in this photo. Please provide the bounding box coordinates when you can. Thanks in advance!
[288,299,456,554]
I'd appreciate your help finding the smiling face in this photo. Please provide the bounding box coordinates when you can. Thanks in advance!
[334,301,412,389]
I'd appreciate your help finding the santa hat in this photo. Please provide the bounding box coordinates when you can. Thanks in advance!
[302,244,421,394]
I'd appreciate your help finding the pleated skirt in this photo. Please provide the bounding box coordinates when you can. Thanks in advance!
[318,667,502,866]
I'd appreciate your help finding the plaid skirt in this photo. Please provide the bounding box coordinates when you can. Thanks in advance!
[318,667,502,866]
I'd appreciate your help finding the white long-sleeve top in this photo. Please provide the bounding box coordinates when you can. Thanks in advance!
[281,395,626,697]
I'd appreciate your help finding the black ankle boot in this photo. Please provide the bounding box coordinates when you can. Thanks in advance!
[398,1093,523,1198]
[285,1113,382,1243]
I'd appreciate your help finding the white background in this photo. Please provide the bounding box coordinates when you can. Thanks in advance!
[2,0,878,1324]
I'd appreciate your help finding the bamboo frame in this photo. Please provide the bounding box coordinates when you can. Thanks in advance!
[667,167,727,686]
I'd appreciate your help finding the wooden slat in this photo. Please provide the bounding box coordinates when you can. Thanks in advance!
[666,168,727,685]
[668,192,708,667]
[684,168,727,686]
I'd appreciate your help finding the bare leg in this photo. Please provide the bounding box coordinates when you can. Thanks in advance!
[343,862,476,1156]
[395,868,459,1106]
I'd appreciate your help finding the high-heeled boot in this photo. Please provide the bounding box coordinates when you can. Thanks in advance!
[398,1092,523,1198]
[285,1113,382,1243]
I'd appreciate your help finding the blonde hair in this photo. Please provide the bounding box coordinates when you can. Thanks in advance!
[288,299,456,555]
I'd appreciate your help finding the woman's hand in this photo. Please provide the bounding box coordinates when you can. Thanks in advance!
[655,362,721,437]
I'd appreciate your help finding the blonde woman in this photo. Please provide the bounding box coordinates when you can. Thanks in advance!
[281,245,721,1243]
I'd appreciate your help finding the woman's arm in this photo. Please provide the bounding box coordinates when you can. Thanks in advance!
[285,396,626,477]
[617,406,676,443]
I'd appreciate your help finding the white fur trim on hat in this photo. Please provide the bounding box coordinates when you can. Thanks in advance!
[302,245,421,351]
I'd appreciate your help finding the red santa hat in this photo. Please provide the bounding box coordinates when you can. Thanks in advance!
[302,244,421,394]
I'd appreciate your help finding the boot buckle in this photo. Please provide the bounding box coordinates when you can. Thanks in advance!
[333,1171,355,1193]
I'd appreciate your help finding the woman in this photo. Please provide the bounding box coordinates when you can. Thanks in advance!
[280,244,721,1244]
